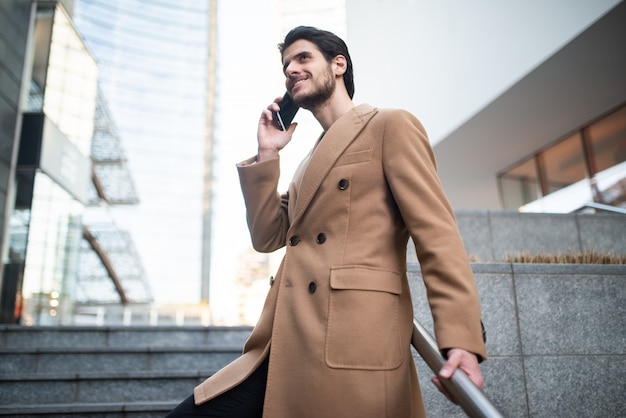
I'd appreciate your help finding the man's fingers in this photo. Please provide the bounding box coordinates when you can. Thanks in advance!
[439,348,485,390]
[439,353,461,379]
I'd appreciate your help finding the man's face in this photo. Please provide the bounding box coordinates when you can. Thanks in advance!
[282,39,335,110]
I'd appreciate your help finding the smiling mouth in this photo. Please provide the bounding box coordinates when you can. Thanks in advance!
[291,78,307,90]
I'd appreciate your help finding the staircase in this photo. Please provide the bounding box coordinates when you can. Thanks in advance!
[0,325,252,417]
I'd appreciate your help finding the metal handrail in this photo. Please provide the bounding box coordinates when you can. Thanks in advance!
[411,318,504,418]
[573,201,626,214]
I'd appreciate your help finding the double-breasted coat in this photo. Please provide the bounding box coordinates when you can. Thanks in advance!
[194,104,487,417]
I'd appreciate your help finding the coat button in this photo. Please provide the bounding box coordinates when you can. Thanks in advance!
[308,281,317,293]
[316,233,326,244]
[289,236,300,246]
[269,276,275,286]
[338,179,349,190]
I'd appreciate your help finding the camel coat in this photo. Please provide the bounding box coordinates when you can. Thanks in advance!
[194,104,487,417]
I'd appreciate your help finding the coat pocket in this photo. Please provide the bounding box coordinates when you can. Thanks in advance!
[325,266,403,370]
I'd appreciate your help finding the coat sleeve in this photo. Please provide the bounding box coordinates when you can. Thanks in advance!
[236,156,290,253]
[380,109,487,361]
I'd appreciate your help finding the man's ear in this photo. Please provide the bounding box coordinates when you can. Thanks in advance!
[333,55,347,76]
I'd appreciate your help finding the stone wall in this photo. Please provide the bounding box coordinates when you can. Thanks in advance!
[409,262,626,417]
[407,211,626,263]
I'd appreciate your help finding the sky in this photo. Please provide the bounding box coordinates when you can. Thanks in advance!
[208,1,346,323]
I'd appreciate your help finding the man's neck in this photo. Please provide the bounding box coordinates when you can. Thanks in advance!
[310,92,354,131]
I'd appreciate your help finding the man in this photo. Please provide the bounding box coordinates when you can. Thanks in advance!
[168,25,486,418]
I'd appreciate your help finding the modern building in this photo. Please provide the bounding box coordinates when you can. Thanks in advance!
[0,0,156,325]
[71,0,217,307]
[347,0,625,213]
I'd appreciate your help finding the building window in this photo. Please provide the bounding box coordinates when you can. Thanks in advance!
[498,103,626,211]
[499,157,541,209]
[15,172,83,325]
[586,105,626,175]
[539,132,586,195]
[36,3,98,155]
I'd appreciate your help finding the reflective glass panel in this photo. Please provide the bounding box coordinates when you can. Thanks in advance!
[540,133,586,194]
[499,157,541,209]
[43,4,98,156]
[20,172,83,325]
[587,105,626,174]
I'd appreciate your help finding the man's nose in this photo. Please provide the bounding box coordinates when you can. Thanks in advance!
[285,62,300,77]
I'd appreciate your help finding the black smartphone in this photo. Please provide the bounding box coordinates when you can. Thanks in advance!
[273,92,299,131]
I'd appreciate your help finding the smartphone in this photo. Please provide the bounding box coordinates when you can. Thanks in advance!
[273,92,299,131]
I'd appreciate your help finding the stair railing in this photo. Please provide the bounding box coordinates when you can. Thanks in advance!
[573,201,626,214]
[411,318,504,418]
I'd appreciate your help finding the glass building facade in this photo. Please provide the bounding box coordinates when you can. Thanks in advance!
[72,0,215,306]
[9,2,97,324]
[2,1,155,325]
[2,0,216,325]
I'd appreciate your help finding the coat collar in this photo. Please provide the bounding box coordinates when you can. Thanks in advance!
[289,104,378,229]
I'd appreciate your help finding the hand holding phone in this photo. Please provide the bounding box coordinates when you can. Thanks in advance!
[272,92,299,131]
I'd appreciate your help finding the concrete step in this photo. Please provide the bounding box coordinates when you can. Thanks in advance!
[0,401,175,417]
[0,370,205,405]
[0,325,253,349]
[0,325,252,416]
[0,346,241,375]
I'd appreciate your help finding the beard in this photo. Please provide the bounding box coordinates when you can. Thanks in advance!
[293,65,336,110]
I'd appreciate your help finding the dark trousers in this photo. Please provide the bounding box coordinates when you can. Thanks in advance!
[165,358,268,418]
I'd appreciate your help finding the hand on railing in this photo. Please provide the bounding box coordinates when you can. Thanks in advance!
[411,318,503,418]
[432,347,484,403]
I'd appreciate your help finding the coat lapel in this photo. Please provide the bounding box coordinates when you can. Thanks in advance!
[290,104,378,230]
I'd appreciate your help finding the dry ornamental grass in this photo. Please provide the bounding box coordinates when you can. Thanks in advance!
[502,250,626,264]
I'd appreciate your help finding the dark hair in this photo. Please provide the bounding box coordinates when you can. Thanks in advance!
[278,26,355,99]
